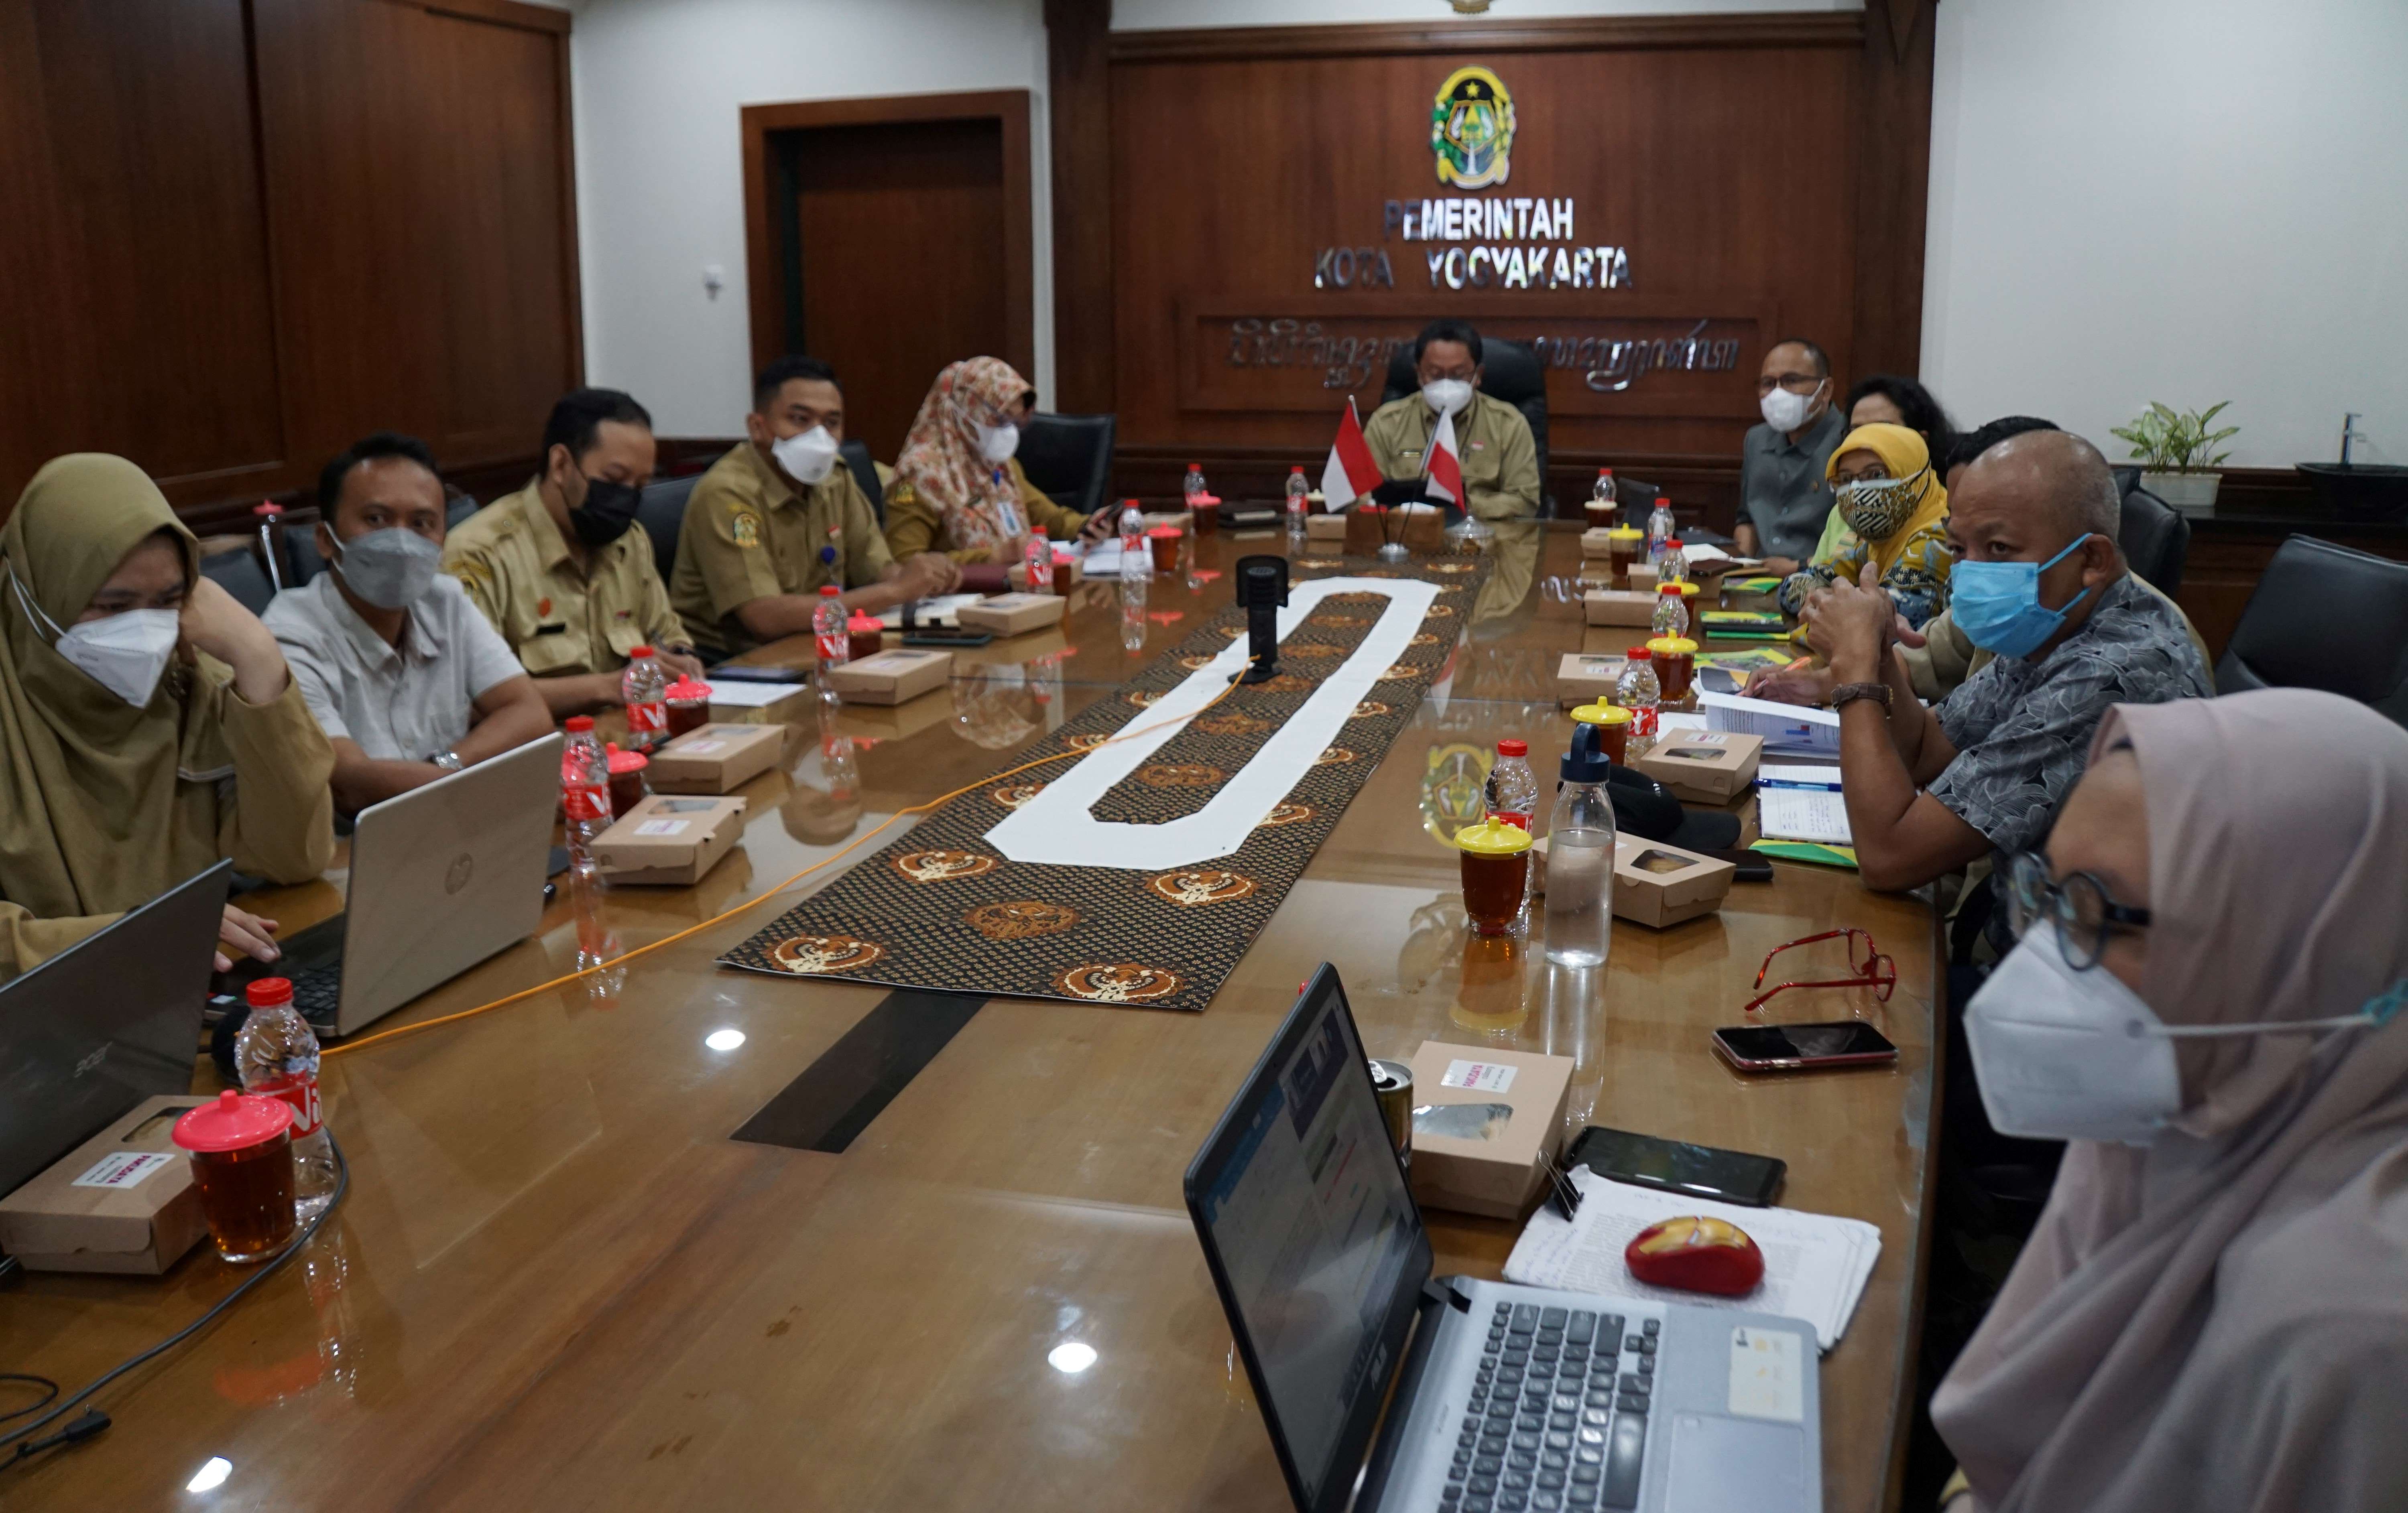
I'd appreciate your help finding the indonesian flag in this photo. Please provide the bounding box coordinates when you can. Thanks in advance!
[1423,407,1467,508]
[1320,398,1383,512]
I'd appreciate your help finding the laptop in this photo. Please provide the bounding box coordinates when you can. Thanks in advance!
[1185,965,1821,1513]
[218,733,563,1038]
[0,860,229,1202]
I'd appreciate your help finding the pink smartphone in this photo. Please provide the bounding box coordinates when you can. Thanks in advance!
[1711,1020,1898,1073]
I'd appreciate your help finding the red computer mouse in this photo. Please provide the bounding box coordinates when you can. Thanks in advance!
[1624,1215,1766,1297]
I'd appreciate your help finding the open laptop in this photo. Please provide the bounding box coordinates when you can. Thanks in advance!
[0,860,228,1202]
[217,733,563,1038]
[1186,965,1821,1513]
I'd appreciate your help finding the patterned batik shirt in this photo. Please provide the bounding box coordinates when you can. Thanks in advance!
[1929,572,2211,859]
[1776,515,1955,629]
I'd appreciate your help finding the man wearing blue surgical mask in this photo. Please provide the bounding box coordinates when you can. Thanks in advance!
[1803,430,2209,903]
[1361,320,1540,521]
[263,433,554,814]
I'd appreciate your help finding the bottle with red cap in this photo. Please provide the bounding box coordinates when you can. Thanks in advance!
[234,977,337,1221]
[561,715,611,863]
[1483,739,1540,831]
[252,501,289,592]
[620,645,666,749]
[1616,646,1661,750]
[812,585,849,672]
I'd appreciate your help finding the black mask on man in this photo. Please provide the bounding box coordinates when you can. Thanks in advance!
[569,475,643,547]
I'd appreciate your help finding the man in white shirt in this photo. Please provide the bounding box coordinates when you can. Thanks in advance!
[264,432,553,815]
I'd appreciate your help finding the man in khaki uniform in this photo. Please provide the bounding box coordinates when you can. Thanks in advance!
[1361,320,1541,522]
[445,388,702,717]
[672,355,957,658]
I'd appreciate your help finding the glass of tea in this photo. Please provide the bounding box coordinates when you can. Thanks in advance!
[664,677,714,738]
[605,743,649,818]
[1147,524,1182,573]
[1456,817,1533,938]
[173,1091,299,1263]
[1571,702,1634,765]
[1647,637,1699,705]
[1606,526,1644,583]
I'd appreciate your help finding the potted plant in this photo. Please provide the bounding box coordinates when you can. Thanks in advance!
[2111,401,2238,516]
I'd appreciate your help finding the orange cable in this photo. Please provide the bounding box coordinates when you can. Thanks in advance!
[322,659,1258,1060]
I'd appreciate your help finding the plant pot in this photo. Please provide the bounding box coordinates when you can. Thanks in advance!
[2141,470,2220,517]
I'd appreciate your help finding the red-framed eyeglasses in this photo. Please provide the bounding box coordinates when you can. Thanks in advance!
[1744,928,1896,1016]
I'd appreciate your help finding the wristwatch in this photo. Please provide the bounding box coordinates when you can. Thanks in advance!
[429,750,466,774]
[1828,682,1893,712]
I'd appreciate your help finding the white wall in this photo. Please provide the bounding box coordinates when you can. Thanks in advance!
[567,0,1051,436]
[1923,0,2407,468]
[1112,0,1855,27]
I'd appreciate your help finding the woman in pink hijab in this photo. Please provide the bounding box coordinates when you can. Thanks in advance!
[1935,687,2408,1511]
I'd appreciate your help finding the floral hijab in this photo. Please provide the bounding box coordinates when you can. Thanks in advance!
[894,357,1032,556]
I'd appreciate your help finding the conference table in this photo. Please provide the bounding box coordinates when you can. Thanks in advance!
[6,523,1940,1511]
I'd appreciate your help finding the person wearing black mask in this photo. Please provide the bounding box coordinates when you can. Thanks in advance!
[445,388,703,717]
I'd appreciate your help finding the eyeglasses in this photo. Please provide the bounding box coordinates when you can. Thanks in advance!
[1744,928,1895,1015]
[1755,373,1825,396]
[2002,851,2152,971]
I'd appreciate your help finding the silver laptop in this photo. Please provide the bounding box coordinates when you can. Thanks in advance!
[1186,965,1821,1513]
[0,860,229,1202]
[221,734,562,1038]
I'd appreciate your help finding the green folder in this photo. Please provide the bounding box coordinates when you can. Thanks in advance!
[1750,840,1859,870]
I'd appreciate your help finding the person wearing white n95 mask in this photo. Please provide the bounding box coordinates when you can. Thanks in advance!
[1357,319,1541,522]
[1930,689,2408,1513]
[885,356,1121,582]
[1734,337,1843,574]
[772,424,840,485]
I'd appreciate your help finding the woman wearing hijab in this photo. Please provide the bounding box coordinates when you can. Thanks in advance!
[1806,375,1959,568]
[882,357,1115,578]
[1934,688,2408,1512]
[1774,421,1954,629]
[0,455,335,977]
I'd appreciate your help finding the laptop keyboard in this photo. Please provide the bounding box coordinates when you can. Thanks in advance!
[1443,1302,1654,1513]
[285,962,344,1032]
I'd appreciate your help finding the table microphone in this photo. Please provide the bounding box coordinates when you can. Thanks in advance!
[1233,554,1288,684]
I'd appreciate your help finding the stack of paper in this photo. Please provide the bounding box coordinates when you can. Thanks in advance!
[874,592,986,630]
[1757,789,1853,845]
[706,680,810,709]
[1503,1168,1881,1353]
[1698,691,1840,757]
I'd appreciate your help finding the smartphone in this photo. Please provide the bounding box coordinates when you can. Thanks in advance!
[901,627,992,648]
[1565,1125,1786,1207]
[709,664,810,683]
[1712,1020,1898,1073]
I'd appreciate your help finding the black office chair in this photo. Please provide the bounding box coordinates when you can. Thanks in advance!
[2117,479,2190,596]
[2215,534,2408,728]
[286,527,326,587]
[1018,412,1115,522]
[444,489,479,531]
[839,437,886,524]
[1381,338,1551,517]
[638,473,701,574]
[199,547,277,615]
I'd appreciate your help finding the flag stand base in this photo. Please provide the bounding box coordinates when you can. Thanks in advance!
[1375,542,1413,563]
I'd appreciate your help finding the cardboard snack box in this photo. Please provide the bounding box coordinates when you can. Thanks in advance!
[0,1095,210,1274]
[823,648,953,706]
[1627,562,1661,591]
[645,722,785,795]
[1404,1042,1575,1220]
[1580,526,1615,558]
[1531,834,1737,928]
[1557,652,1628,709]
[1633,730,1764,803]
[956,592,1068,638]
[1306,511,1350,544]
[1583,589,1658,627]
[593,794,747,885]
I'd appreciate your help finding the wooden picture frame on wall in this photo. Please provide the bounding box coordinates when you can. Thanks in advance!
[738,90,1036,388]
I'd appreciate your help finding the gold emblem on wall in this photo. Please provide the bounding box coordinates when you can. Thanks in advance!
[1431,66,1516,189]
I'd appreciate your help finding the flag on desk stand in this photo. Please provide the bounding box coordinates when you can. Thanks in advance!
[1422,407,1466,510]
[1321,398,1382,512]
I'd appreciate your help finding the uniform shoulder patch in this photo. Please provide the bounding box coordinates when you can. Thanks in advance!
[730,510,763,550]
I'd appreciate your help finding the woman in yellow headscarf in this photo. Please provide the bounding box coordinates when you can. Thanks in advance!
[1774,421,1953,629]
[0,455,335,978]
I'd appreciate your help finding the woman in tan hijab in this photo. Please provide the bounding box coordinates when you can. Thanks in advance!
[0,455,335,977]
[883,357,1114,576]
[1935,686,2408,1511]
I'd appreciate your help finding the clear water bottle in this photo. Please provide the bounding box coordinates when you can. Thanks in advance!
[235,977,337,1222]
[812,585,849,671]
[1615,646,1661,751]
[1646,495,1676,569]
[620,644,666,749]
[1589,468,1617,523]
[1651,583,1690,640]
[561,714,611,863]
[1658,536,1687,585]
[1285,466,1311,544]
[1117,498,1147,584]
[1484,738,1539,829]
[1023,526,1053,596]
[1120,575,1147,652]
[1184,462,1209,509]
[1543,714,1619,968]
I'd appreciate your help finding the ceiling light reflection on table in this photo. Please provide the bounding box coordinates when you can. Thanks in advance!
[704,1028,746,1052]
[187,1456,233,1492]
[1047,1342,1098,1375]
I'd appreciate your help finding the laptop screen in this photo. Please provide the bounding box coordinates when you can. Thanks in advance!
[1186,967,1431,1513]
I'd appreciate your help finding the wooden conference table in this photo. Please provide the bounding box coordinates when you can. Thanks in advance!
[7,525,1939,1512]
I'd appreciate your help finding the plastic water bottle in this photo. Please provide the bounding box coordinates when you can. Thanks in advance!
[235,977,337,1222]
[1589,469,1617,522]
[1646,495,1676,569]
[1184,463,1209,510]
[1283,466,1311,542]
[1023,526,1053,596]
[561,715,612,864]
[1615,646,1661,751]
[1117,498,1146,584]
[813,585,849,671]
[1484,739,1539,830]
[620,645,666,749]
[1651,583,1690,640]
[1544,715,1620,968]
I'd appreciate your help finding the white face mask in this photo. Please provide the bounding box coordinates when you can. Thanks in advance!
[1421,378,1474,417]
[1758,380,1825,434]
[11,566,181,707]
[1966,927,2402,1146]
[976,421,1021,464]
[772,424,839,486]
